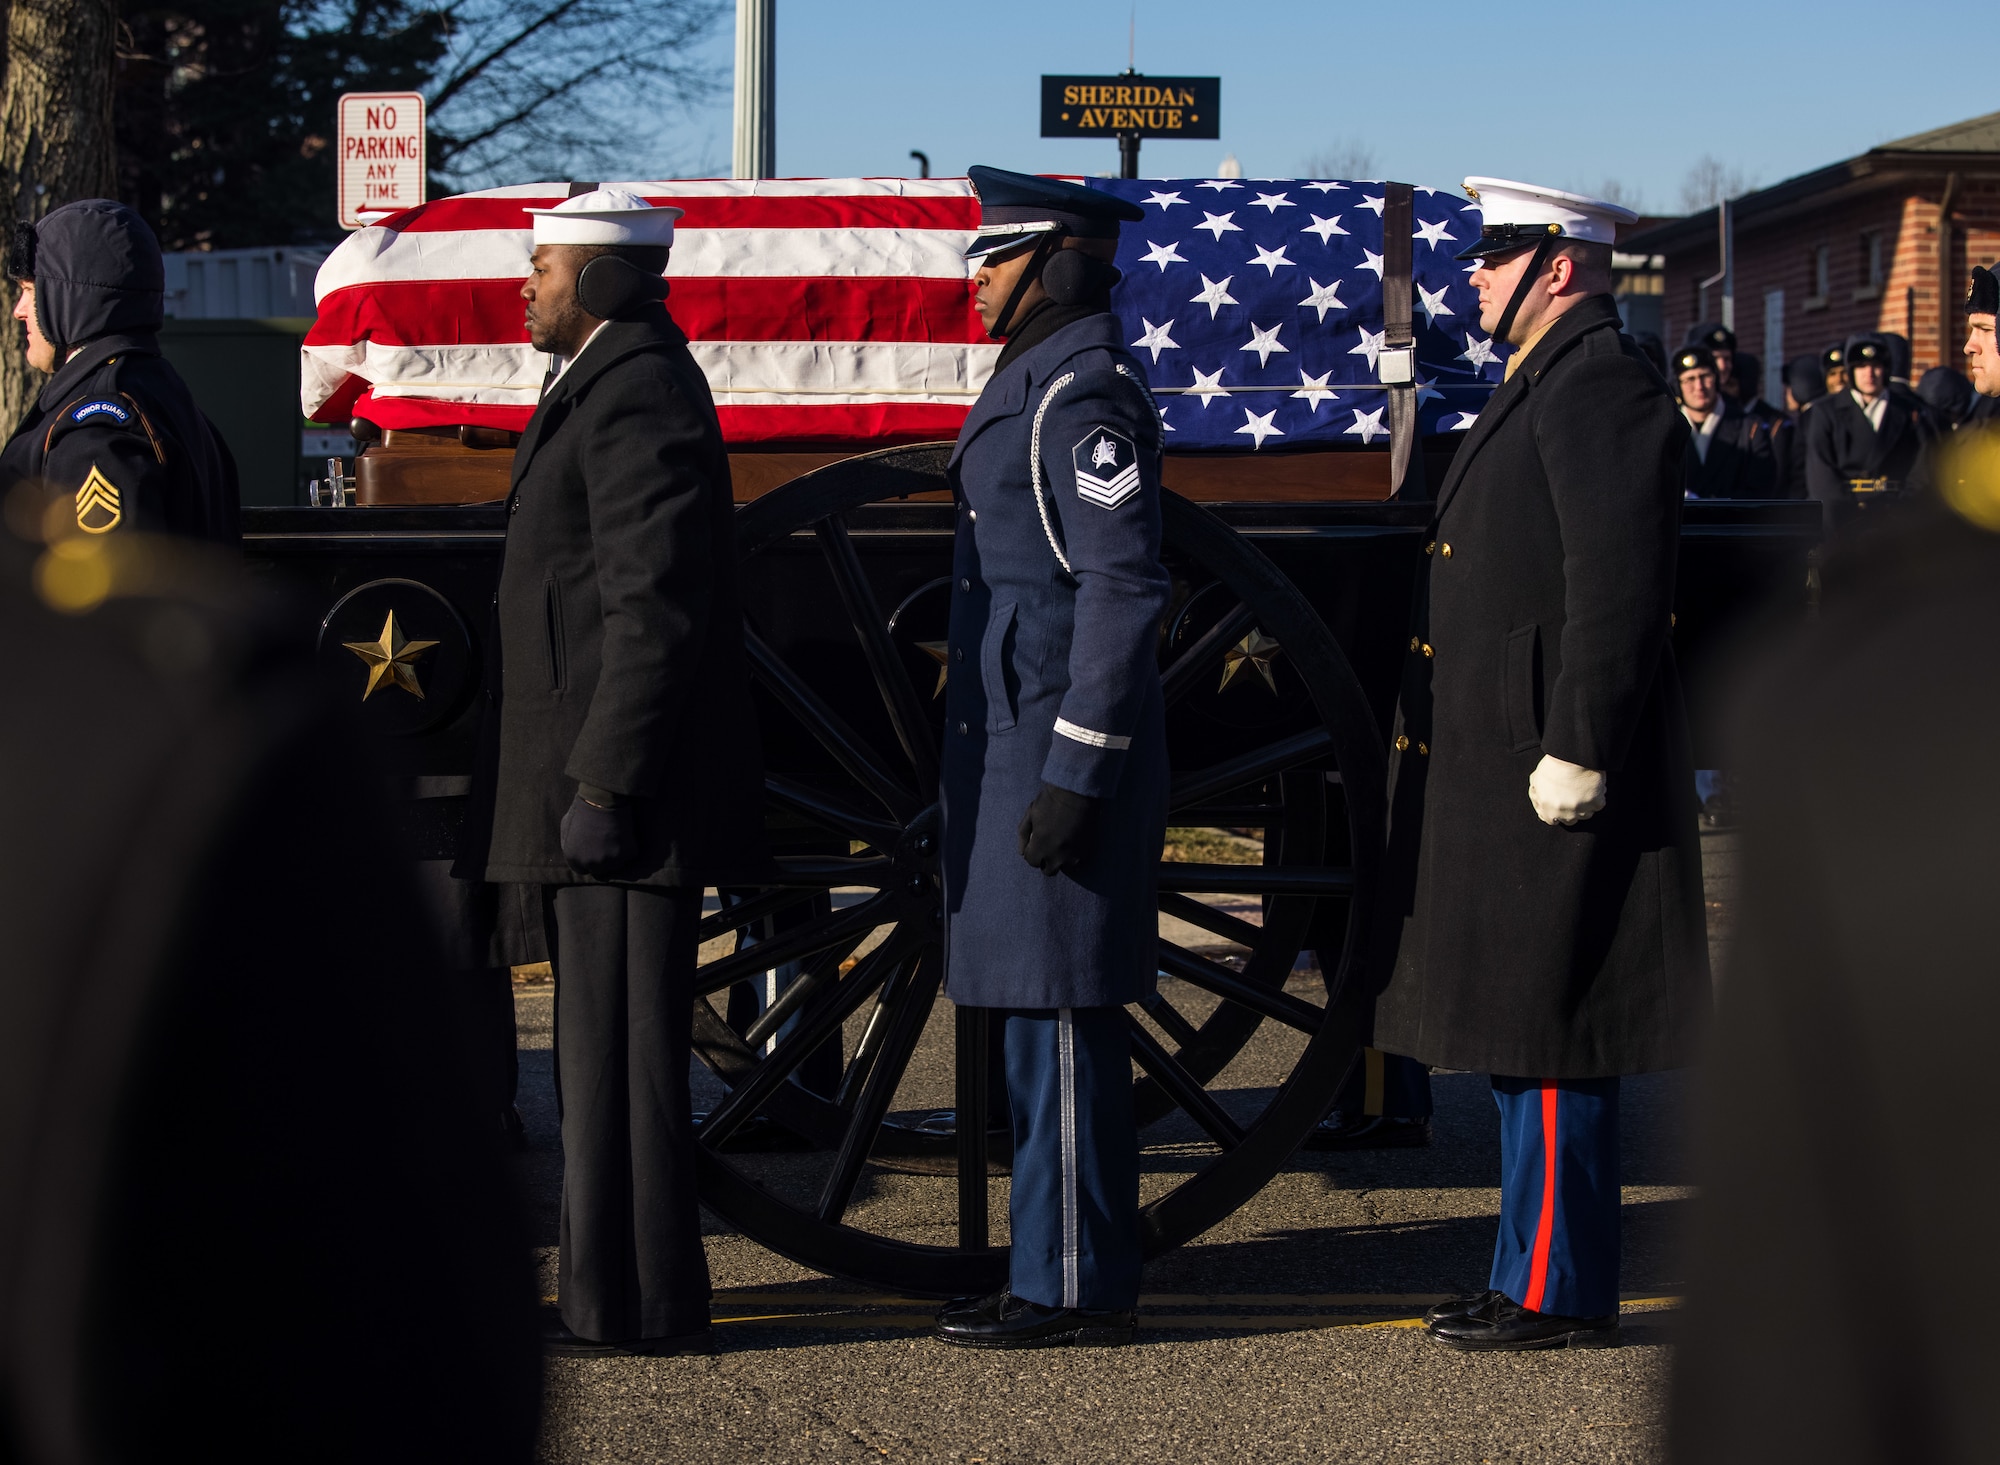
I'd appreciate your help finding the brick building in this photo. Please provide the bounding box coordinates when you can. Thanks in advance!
[1625,110,2000,400]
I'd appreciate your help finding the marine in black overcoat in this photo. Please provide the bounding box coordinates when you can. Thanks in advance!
[1681,397,1777,499]
[1802,386,1939,508]
[1373,293,1710,1079]
[458,309,766,888]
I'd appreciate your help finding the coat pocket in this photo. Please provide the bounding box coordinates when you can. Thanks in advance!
[980,600,1019,733]
[542,577,567,692]
[1503,623,1542,753]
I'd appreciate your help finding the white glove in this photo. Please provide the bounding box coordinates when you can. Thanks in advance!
[1529,754,1607,826]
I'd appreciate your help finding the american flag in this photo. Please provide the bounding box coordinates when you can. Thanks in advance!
[301,176,1500,448]
[1087,177,1500,449]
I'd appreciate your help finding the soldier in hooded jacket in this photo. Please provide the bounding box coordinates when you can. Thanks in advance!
[0,199,237,543]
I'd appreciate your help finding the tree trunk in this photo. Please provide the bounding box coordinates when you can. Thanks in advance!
[0,0,115,432]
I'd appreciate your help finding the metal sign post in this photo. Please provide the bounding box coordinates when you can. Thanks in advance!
[1040,72,1220,179]
[337,92,426,230]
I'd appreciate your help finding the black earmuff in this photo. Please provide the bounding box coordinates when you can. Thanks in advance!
[576,255,669,321]
[1040,249,1121,307]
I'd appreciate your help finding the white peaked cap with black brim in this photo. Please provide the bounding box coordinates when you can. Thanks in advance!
[1456,177,1638,260]
[525,187,684,247]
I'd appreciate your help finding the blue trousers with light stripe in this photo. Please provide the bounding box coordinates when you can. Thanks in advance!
[1490,1076,1621,1319]
[1004,1008,1141,1311]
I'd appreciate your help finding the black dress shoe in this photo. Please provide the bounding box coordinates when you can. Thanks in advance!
[1426,1292,1618,1351]
[1423,1289,1503,1327]
[541,1320,716,1358]
[933,1289,1135,1349]
[1303,1112,1433,1151]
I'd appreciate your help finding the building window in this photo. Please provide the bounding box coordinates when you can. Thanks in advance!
[1805,244,1830,310]
[1855,231,1885,300]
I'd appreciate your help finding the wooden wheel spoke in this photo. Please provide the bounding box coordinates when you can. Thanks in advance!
[816,514,941,793]
[697,932,914,1147]
[1158,940,1324,1034]
[1170,726,1334,811]
[740,932,868,1050]
[1126,1015,1246,1150]
[1156,863,1354,898]
[816,951,943,1222]
[1135,990,1203,1049]
[1156,890,1264,948]
[954,1005,991,1249]
[695,889,895,996]
[1162,600,1259,707]
[746,628,919,819]
[766,773,906,851]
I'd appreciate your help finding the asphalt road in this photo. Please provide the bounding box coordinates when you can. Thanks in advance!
[512,829,1737,1463]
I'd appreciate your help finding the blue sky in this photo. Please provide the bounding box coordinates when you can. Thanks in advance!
[647,0,1990,214]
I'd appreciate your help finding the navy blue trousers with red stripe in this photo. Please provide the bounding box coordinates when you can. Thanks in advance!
[1490,1076,1620,1319]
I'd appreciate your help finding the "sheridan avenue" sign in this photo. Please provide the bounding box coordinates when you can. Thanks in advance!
[1040,75,1221,140]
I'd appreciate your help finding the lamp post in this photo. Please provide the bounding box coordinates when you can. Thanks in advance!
[732,0,775,180]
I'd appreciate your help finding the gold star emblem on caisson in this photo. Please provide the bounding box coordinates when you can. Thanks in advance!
[342,610,440,700]
[916,641,950,697]
[74,465,122,533]
[1218,629,1283,695]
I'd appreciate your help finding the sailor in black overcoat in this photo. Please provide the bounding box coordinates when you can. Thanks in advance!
[1804,333,1941,520]
[455,189,766,1354]
[1671,344,1776,499]
[929,168,1164,1352]
[1375,179,1709,1352]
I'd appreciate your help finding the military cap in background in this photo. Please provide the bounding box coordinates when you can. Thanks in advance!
[1879,331,1912,384]
[964,165,1145,259]
[1786,354,1828,407]
[1672,344,1718,379]
[1686,321,1736,354]
[1845,334,1890,371]
[1735,350,1764,398]
[1918,365,1976,426]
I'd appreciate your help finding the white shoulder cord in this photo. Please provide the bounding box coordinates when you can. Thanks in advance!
[1029,371,1077,574]
[1027,362,1166,577]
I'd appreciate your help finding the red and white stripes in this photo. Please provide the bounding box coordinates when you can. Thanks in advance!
[301,178,996,444]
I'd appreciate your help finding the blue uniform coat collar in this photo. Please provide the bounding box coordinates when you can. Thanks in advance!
[949,312,1125,471]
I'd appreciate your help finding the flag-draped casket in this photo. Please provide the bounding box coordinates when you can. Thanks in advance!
[301,177,1503,450]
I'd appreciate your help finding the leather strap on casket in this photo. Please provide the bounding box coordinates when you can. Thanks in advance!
[1383,183,1427,500]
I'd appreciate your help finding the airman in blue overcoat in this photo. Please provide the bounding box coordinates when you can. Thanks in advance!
[931,167,1167,1351]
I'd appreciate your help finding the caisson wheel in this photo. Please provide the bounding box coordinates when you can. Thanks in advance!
[693,443,1385,1297]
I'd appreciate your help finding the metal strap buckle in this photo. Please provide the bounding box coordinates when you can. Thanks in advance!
[1377,346,1415,386]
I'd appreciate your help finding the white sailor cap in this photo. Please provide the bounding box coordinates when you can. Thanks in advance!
[1456,177,1637,260]
[525,187,683,247]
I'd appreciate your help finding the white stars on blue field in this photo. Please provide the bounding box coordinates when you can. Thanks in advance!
[1094,176,1501,448]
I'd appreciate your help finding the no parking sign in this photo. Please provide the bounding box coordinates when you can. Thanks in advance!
[337,92,426,230]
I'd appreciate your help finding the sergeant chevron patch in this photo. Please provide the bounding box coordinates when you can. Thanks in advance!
[1072,426,1140,509]
[75,465,122,533]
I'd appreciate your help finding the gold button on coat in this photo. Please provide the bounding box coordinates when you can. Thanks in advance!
[1425,541,1436,555]
[1409,636,1420,651]
[1422,643,1434,658]
[1394,734,1410,751]
[1417,742,1429,756]
[1440,543,1453,558]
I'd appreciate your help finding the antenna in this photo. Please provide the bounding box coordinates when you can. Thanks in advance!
[1129,2,1135,69]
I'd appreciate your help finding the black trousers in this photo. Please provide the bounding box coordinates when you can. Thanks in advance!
[543,883,710,1340]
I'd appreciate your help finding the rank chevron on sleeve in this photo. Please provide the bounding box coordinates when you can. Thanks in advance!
[1073,426,1140,509]
[74,464,123,533]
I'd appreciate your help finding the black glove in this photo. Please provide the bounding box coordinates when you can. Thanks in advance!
[560,789,640,877]
[1018,782,1103,875]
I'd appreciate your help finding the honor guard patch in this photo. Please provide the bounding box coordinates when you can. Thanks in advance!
[69,398,131,425]
[75,464,122,533]
[1072,426,1140,509]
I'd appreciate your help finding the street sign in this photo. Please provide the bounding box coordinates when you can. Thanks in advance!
[337,92,426,231]
[1040,75,1220,140]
